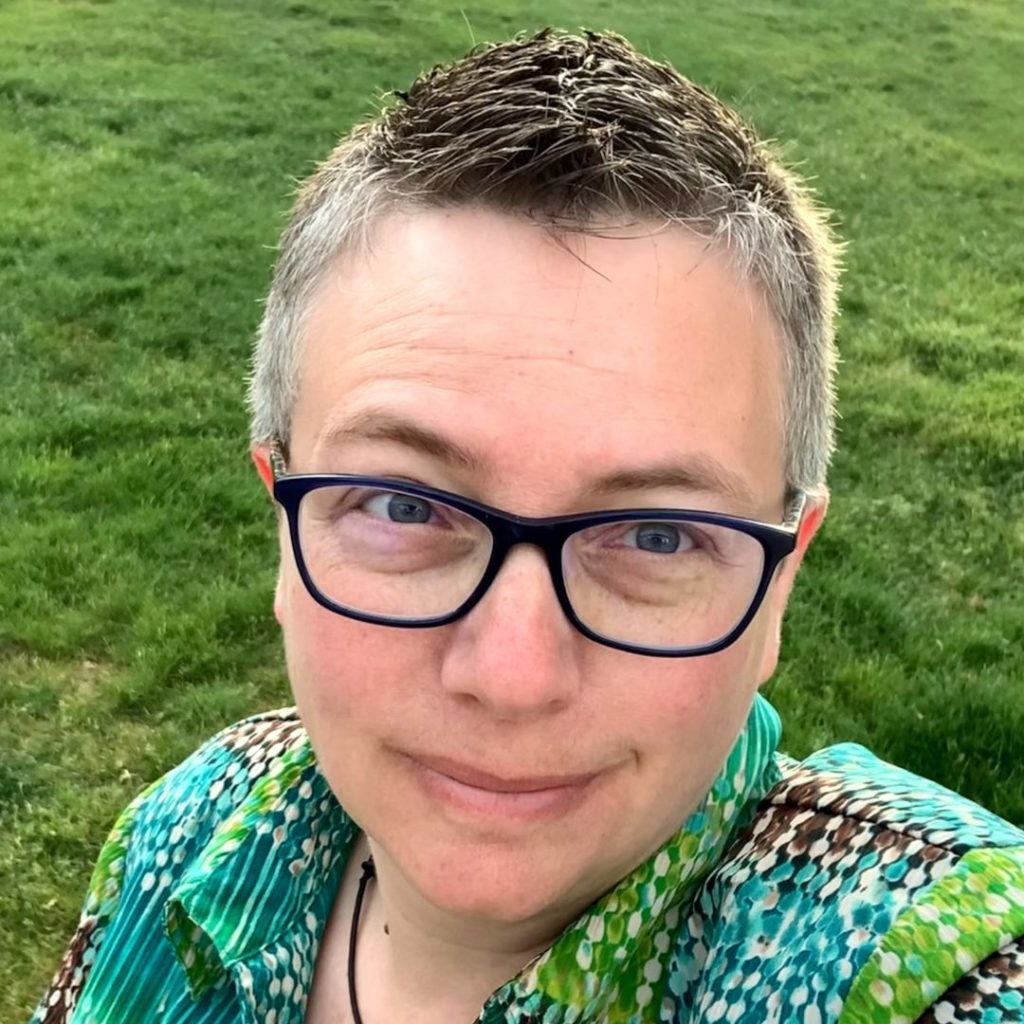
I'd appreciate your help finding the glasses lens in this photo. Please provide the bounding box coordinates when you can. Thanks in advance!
[562,518,765,651]
[297,484,493,619]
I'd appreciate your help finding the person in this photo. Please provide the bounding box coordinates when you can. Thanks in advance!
[32,28,1024,1024]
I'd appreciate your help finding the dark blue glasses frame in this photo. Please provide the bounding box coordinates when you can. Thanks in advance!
[270,452,805,658]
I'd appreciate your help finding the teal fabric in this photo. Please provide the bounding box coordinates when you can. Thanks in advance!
[31,698,1024,1023]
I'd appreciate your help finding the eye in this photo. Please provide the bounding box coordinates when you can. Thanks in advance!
[363,492,434,524]
[627,523,694,554]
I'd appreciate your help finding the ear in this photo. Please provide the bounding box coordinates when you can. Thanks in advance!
[251,446,286,625]
[756,489,829,684]
[251,445,275,495]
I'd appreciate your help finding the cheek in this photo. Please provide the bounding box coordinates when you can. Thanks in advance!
[279,570,440,770]
[623,641,766,826]
[280,597,452,837]
[630,637,763,744]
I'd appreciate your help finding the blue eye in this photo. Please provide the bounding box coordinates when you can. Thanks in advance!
[631,523,690,554]
[364,493,433,524]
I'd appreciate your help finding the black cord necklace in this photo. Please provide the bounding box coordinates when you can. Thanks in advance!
[348,856,376,1024]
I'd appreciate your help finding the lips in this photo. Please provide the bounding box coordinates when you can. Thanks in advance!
[410,753,598,794]
[397,751,603,822]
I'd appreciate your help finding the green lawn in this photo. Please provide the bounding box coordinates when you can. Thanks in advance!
[2,0,1022,1018]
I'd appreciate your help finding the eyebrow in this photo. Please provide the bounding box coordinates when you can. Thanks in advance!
[589,460,757,508]
[318,410,481,471]
[318,409,757,507]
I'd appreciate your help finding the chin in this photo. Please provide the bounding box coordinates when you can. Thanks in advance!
[394,830,596,925]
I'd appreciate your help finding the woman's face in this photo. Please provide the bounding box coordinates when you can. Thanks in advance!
[267,208,819,929]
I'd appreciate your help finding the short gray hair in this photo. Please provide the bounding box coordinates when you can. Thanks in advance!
[249,28,841,492]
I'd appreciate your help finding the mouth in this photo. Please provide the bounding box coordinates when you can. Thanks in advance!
[398,752,603,822]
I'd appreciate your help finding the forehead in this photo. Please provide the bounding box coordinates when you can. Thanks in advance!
[291,209,786,512]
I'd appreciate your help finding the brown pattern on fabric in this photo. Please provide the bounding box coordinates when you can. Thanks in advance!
[670,750,1021,1023]
[914,936,1024,1023]
[216,708,305,779]
[727,792,960,898]
[37,918,96,1024]
[768,760,1004,858]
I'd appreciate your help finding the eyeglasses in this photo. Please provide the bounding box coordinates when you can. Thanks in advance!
[269,446,805,658]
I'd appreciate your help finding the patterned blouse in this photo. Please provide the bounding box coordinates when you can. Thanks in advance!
[32,696,1024,1023]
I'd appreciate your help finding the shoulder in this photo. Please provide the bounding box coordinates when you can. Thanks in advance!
[32,708,314,1024]
[128,708,310,847]
[664,743,1024,1022]
[73,706,312,925]
[145,707,309,803]
[709,743,1024,921]
[764,742,1024,853]
[110,708,311,886]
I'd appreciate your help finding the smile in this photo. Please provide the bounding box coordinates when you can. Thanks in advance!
[399,752,603,822]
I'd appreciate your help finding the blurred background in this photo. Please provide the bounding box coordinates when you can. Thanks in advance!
[2,0,1021,1016]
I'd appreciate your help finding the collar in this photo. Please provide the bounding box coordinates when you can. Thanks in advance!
[164,736,356,995]
[164,696,781,1021]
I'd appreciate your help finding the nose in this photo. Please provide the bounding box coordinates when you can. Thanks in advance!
[439,545,583,719]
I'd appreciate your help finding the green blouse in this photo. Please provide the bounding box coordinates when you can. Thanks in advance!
[32,696,1024,1023]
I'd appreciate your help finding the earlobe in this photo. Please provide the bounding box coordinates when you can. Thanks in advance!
[795,489,828,558]
[273,570,285,626]
[756,622,782,685]
[773,489,828,602]
[252,446,275,494]
[757,489,828,685]
[254,446,287,625]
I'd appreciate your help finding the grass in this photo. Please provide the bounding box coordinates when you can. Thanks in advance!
[2,0,1022,1017]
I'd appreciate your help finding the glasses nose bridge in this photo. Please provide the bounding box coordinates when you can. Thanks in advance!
[484,515,572,602]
